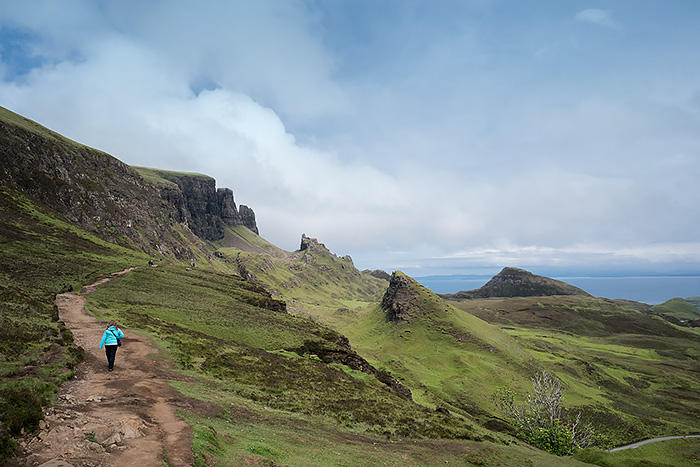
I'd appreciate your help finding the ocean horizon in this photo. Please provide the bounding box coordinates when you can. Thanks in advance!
[414,275,700,305]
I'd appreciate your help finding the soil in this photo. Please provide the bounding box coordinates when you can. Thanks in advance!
[9,269,203,467]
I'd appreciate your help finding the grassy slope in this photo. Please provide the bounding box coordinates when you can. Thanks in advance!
[0,106,89,150]
[85,265,556,466]
[216,233,388,307]
[448,295,700,443]
[0,186,151,458]
[131,166,214,187]
[252,260,700,453]
[652,297,700,321]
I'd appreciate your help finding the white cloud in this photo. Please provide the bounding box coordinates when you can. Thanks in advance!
[1,1,699,278]
[575,8,617,28]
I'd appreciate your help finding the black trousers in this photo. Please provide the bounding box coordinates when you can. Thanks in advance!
[105,345,118,370]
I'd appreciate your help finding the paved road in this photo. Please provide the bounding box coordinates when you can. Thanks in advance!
[607,434,700,452]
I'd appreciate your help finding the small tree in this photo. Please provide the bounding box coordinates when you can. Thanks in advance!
[492,370,595,455]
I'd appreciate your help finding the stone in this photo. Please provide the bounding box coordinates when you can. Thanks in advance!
[118,416,144,439]
[92,425,113,445]
[37,459,74,467]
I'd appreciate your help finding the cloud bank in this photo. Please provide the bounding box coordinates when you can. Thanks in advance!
[1,0,699,278]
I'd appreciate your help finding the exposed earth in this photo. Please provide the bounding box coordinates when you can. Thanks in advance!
[9,270,200,467]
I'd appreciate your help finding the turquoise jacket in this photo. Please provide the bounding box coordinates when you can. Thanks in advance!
[99,326,124,348]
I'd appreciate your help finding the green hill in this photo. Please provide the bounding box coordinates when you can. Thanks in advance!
[651,297,700,322]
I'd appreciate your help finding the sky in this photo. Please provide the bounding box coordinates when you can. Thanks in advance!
[1,0,699,281]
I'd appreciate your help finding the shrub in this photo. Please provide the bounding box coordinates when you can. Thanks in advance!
[492,370,596,455]
[0,378,47,435]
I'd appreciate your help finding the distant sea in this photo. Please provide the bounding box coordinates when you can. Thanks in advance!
[414,275,700,305]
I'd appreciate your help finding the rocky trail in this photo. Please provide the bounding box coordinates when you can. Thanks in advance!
[10,270,198,467]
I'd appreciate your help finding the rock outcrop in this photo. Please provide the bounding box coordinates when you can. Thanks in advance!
[444,267,592,300]
[381,271,425,322]
[152,171,259,241]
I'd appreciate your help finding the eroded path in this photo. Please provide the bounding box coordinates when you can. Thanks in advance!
[11,270,195,467]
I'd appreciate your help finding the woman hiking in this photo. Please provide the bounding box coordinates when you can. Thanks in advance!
[99,320,124,372]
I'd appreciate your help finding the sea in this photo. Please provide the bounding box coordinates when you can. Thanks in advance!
[414,275,700,305]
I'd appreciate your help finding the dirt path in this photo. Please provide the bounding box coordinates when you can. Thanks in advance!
[10,270,196,467]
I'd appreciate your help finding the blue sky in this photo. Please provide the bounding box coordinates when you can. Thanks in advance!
[1,1,699,279]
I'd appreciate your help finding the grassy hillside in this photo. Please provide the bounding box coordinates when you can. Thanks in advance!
[0,186,152,458]
[652,297,700,321]
[447,295,700,444]
[216,233,388,309]
[83,265,520,465]
[264,267,700,445]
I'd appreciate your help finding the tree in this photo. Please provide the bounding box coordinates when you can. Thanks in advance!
[492,370,595,455]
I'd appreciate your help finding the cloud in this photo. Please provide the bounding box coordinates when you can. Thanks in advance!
[575,8,617,28]
[1,1,699,278]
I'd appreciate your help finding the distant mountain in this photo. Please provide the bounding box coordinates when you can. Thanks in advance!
[441,267,592,300]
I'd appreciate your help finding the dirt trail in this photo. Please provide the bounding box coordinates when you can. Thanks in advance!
[10,270,195,467]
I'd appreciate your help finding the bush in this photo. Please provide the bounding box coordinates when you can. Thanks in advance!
[0,421,16,466]
[492,371,596,455]
[0,378,47,435]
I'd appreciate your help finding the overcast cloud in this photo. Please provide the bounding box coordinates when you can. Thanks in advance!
[1,0,699,278]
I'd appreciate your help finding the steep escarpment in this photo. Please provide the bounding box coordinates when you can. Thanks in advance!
[0,109,197,259]
[444,267,592,300]
[0,106,257,258]
[137,168,258,241]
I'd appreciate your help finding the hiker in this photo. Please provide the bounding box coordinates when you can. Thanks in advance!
[99,320,124,372]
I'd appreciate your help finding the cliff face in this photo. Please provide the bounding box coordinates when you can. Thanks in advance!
[152,171,258,241]
[0,106,257,257]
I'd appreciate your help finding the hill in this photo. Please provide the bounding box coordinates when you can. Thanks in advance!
[651,297,700,326]
[3,106,700,466]
[442,267,592,299]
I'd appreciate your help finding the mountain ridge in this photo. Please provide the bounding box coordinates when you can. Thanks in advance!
[0,106,257,262]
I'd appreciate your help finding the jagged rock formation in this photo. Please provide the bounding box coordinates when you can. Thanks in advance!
[381,271,426,322]
[299,233,327,253]
[444,267,592,300]
[149,170,258,240]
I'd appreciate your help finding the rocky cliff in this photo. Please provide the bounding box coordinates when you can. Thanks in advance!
[144,169,258,241]
[0,106,257,258]
[443,267,592,299]
[381,271,428,322]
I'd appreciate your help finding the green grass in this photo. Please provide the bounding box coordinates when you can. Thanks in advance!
[85,265,486,445]
[652,297,700,321]
[174,379,591,467]
[215,237,387,308]
[0,106,91,151]
[131,166,213,188]
[0,186,148,461]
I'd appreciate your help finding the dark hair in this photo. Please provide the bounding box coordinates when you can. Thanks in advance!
[107,320,117,328]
